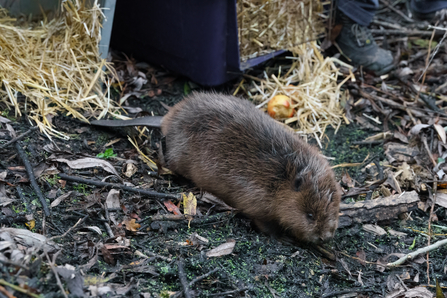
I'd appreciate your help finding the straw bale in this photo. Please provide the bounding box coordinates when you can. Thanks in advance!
[0,1,122,140]
[249,41,351,144]
[237,0,326,61]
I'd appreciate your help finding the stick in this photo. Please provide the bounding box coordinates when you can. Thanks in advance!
[208,288,249,297]
[177,258,192,298]
[427,175,438,285]
[189,268,219,287]
[0,280,40,298]
[45,251,67,298]
[387,238,447,267]
[58,173,179,200]
[379,0,414,22]
[0,126,38,149]
[370,29,444,36]
[50,215,88,241]
[15,143,51,217]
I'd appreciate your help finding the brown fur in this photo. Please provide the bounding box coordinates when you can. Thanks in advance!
[161,92,341,244]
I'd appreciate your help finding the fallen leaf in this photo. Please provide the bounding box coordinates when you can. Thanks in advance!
[436,278,446,298]
[0,227,60,252]
[86,226,102,235]
[123,162,138,178]
[435,192,447,208]
[123,218,141,232]
[54,157,120,177]
[101,245,116,266]
[342,171,354,188]
[206,239,236,257]
[25,220,35,230]
[409,124,430,136]
[363,224,386,236]
[434,124,446,144]
[403,286,433,298]
[183,192,197,221]
[164,200,181,215]
[396,67,414,77]
[189,232,209,245]
[356,249,366,266]
[50,191,73,208]
[0,115,11,123]
[106,189,120,209]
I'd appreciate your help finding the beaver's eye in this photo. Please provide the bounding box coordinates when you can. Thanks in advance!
[307,213,314,221]
[293,176,303,191]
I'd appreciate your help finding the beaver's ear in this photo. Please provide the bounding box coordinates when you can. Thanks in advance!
[293,176,304,191]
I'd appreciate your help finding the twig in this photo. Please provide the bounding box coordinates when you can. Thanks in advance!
[0,126,38,149]
[177,258,192,298]
[15,143,51,217]
[208,288,249,297]
[100,214,114,238]
[135,250,172,262]
[422,136,437,167]
[45,250,67,298]
[418,29,447,82]
[0,279,40,298]
[50,215,88,241]
[352,140,385,145]
[0,285,15,298]
[189,268,219,287]
[387,238,447,267]
[427,175,438,285]
[371,20,403,30]
[370,29,444,36]
[58,173,179,200]
[379,0,414,22]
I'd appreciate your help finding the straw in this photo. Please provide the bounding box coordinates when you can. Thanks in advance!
[0,1,123,140]
[249,41,349,142]
[237,0,326,61]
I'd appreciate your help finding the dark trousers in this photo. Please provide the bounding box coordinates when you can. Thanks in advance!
[337,0,447,26]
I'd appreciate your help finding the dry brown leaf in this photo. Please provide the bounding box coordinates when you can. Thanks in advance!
[206,239,236,257]
[342,171,354,188]
[100,245,116,266]
[123,162,138,178]
[54,157,120,177]
[363,224,386,236]
[123,218,141,232]
[164,200,181,215]
[356,249,366,266]
[434,124,446,144]
[0,227,60,252]
[50,191,73,208]
[106,189,120,209]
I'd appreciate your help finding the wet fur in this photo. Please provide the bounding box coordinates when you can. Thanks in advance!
[161,92,341,244]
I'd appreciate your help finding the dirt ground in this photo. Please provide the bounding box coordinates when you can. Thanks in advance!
[2,2,447,298]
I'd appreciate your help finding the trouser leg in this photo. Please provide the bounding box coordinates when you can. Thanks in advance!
[411,0,447,13]
[337,0,379,26]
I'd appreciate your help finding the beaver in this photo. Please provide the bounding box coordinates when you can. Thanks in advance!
[92,92,341,244]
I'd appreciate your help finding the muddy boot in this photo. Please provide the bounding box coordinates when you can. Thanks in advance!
[335,11,394,76]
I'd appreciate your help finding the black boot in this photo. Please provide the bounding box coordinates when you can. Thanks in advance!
[335,11,394,76]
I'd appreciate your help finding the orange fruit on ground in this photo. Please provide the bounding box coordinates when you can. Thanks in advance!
[267,95,294,119]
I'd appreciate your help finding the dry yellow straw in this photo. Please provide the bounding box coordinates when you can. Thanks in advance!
[237,0,326,61]
[0,2,124,140]
[249,41,348,143]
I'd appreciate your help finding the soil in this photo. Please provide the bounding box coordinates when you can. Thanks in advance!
[1,88,445,297]
[2,5,447,298]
